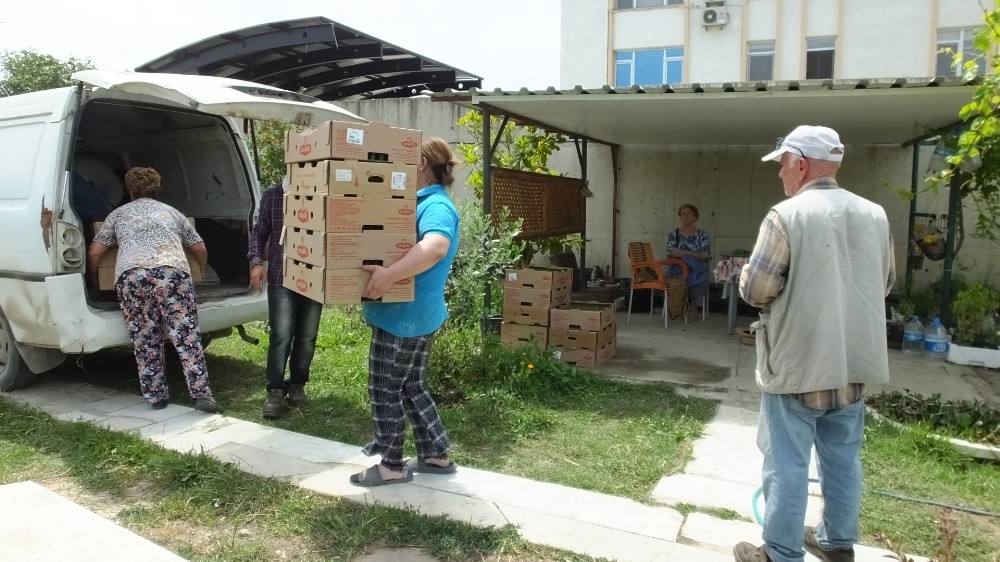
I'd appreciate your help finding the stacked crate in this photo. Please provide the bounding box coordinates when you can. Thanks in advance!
[549,302,618,369]
[280,120,422,304]
[500,266,573,349]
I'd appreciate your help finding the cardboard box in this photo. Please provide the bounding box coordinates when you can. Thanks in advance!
[549,321,617,351]
[289,160,417,198]
[282,257,414,304]
[503,285,570,309]
[284,121,422,165]
[96,248,203,291]
[283,194,416,233]
[501,304,551,326]
[550,301,617,332]
[282,226,415,268]
[551,340,617,369]
[500,323,548,349]
[503,266,573,293]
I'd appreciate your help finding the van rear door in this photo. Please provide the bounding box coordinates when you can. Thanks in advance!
[71,70,367,126]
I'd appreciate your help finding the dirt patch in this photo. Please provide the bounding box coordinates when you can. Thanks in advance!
[963,367,1000,410]
[613,345,731,384]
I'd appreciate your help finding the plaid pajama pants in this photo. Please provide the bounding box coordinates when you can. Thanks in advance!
[362,326,452,470]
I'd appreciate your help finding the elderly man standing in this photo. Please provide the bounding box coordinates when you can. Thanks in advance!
[733,126,895,562]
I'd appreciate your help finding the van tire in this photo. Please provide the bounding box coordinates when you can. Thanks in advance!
[0,308,37,391]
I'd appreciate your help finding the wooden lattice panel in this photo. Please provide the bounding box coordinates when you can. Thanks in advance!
[490,168,585,240]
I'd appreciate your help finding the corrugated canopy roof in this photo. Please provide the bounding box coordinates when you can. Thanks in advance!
[136,17,482,101]
[433,77,976,146]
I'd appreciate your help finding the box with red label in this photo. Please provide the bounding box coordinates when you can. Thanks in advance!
[503,266,572,293]
[501,304,550,327]
[289,160,417,199]
[549,321,616,351]
[500,323,548,349]
[281,227,415,269]
[283,194,416,233]
[282,257,414,304]
[551,340,616,369]
[285,121,422,165]
[502,285,570,309]
[550,302,616,332]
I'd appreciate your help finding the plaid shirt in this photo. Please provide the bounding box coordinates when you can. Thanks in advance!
[248,186,285,287]
[740,177,895,408]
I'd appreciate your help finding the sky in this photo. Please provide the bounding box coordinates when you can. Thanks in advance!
[0,0,562,91]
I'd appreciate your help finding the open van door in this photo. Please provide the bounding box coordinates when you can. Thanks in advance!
[71,70,367,126]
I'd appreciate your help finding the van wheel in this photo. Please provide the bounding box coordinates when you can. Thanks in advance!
[0,308,37,391]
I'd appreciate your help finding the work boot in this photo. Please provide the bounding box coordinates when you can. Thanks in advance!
[732,542,771,561]
[262,388,285,419]
[286,384,309,406]
[804,526,855,562]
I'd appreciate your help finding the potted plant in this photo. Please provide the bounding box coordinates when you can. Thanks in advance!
[948,281,1000,368]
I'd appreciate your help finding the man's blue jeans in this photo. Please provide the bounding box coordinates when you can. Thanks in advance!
[758,392,864,562]
[266,285,322,391]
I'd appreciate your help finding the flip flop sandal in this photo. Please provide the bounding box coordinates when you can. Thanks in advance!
[405,457,458,474]
[349,464,413,487]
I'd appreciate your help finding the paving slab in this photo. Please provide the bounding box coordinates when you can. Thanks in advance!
[0,481,187,562]
[353,548,440,562]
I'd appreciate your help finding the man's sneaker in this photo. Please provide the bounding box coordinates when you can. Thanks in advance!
[804,526,855,562]
[732,542,771,561]
[262,388,285,419]
[286,384,308,407]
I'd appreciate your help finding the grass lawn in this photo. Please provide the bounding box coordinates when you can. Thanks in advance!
[60,308,717,501]
[0,399,605,562]
[13,307,1000,560]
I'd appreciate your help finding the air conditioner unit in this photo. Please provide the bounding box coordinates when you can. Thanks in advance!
[702,8,730,28]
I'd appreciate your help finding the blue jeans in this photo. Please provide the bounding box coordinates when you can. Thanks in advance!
[758,392,864,562]
[266,285,322,391]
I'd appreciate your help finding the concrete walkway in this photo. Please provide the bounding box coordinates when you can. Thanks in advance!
[3,312,989,561]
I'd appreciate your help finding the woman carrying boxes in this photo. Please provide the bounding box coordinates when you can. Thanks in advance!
[349,137,461,487]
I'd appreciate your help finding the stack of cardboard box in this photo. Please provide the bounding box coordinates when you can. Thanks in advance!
[281,121,422,304]
[549,301,618,369]
[500,266,573,349]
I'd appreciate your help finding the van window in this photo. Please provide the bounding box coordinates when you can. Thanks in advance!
[0,122,46,201]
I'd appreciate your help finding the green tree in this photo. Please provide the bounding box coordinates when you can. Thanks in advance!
[247,120,294,187]
[938,1,1000,242]
[0,49,94,96]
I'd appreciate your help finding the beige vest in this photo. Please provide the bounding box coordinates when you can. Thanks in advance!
[755,185,893,394]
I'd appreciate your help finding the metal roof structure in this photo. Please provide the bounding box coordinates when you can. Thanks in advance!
[433,77,976,147]
[135,17,482,101]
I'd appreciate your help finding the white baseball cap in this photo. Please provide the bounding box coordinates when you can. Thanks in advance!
[761,125,844,162]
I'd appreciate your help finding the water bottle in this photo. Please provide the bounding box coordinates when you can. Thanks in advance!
[902,316,924,354]
[923,316,949,359]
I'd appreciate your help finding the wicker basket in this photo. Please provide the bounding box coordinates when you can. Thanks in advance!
[737,327,757,346]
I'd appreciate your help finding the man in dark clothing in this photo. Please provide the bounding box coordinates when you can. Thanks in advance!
[248,178,323,419]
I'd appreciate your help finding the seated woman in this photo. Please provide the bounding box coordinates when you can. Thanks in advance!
[666,203,711,312]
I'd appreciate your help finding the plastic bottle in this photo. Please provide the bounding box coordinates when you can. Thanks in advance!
[902,316,924,354]
[923,316,949,359]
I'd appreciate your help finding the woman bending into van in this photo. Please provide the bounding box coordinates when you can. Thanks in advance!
[349,137,461,487]
[87,166,222,413]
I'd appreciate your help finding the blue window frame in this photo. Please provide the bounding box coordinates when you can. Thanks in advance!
[614,48,684,87]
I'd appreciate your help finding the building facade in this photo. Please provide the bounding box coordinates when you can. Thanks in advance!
[561,0,987,89]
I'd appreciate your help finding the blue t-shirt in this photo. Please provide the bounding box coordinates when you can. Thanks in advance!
[363,184,459,337]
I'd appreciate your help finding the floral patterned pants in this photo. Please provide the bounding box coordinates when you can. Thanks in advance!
[116,266,213,405]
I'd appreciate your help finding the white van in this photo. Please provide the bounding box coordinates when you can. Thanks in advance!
[0,70,364,390]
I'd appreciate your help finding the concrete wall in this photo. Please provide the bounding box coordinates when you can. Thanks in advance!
[341,98,1000,288]
[562,0,987,87]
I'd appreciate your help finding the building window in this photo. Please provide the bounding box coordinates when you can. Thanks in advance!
[747,41,775,81]
[615,0,684,9]
[615,48,684,87]
[805,37,835,79]
[936,28,986,76]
